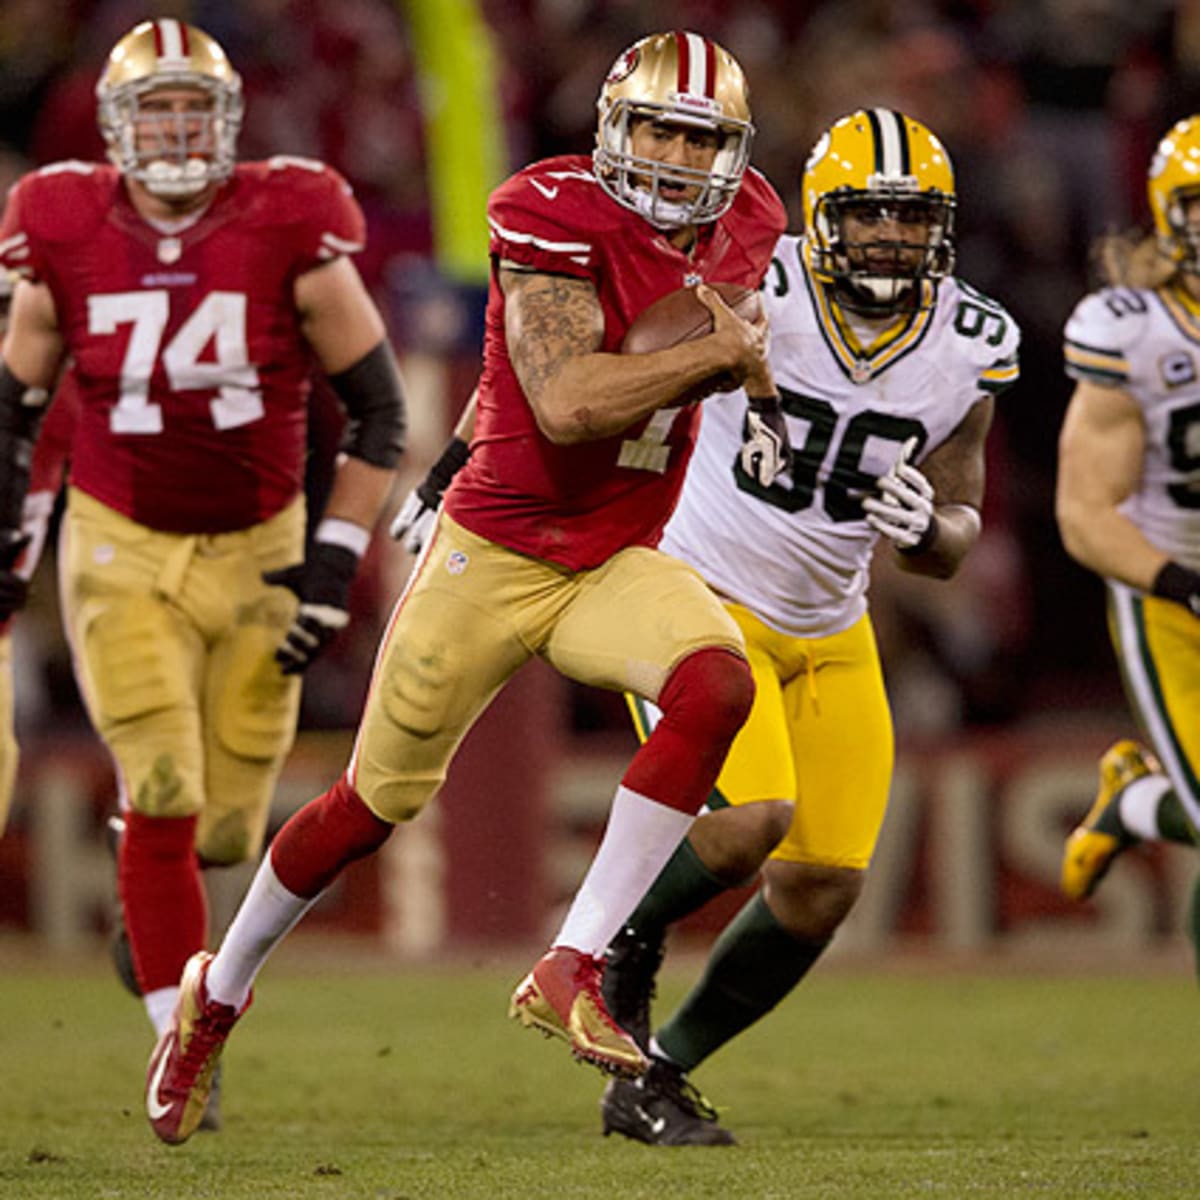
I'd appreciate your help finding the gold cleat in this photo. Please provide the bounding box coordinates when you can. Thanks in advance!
[1061,740,1161,901]
[509,946,648,1079]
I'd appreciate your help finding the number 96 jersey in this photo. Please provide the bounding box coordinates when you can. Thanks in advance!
[661,234,1020,637]
[0,157,365,534]
[1064,285,1200,569]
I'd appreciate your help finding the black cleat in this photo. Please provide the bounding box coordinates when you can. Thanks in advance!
[601,923,664,1051]
[601,1057,736,1146]
[104,815,143,998]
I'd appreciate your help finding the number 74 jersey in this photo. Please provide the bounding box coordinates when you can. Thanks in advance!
[0,158,365,533]
[661,234,1020,638]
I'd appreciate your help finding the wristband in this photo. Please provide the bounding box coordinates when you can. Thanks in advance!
[898,512,940,557]
[314,517,370,558]
[746,392,781,415]
[1152,561,1200,613]
[418,436,471,504]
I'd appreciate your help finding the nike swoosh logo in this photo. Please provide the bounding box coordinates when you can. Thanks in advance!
[530,179,559,200]
[635,1103,666,1136]
[146,1038,174,1120]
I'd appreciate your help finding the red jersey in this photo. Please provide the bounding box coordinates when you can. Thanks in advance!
[0,158,365,533]
[444,154,786,570]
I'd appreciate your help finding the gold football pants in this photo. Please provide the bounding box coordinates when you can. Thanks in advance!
[349,513,745,824]
[60,488,305,864]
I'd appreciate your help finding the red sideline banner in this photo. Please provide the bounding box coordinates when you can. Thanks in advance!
[2,714,1193,960]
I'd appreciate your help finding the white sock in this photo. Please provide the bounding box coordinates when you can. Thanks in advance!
[144,986,178,1037]
[205,857,319,1009]
[553,785,693,956]
[1119,773,1173,842]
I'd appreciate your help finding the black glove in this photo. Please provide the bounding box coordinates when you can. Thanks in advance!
[262,540,360,675]
[0,530,30,621]
[1152,561,1200,617]
[389,436,470,554]
[740,394,791,486]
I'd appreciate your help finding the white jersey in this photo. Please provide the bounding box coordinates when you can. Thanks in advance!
[661,235,1020,638]
[1064,285,1200,570]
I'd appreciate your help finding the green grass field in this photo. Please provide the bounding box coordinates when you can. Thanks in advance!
[1,944,1196,1199]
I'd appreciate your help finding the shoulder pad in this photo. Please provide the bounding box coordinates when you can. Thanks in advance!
[489,158,607,275]
[944,278,1021,394]
[237,160,365,256]
[1063,288,1148,387]
[3,162,116,250]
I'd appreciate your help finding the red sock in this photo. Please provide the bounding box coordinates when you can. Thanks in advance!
[118,812,205,994]
[622,646,754,814]
[269,776,394,898]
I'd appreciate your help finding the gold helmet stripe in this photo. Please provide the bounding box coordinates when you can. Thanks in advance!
[151,18,191,69]
[865,108,911,179]
[675,30,716,99]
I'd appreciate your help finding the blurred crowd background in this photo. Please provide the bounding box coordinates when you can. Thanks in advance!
[2,0,1196,750]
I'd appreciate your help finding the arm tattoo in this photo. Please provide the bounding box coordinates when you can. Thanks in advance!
[502,270,604,407]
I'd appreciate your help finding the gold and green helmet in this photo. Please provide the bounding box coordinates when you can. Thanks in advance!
[801,108,955,313]
[1148,115,1200,272]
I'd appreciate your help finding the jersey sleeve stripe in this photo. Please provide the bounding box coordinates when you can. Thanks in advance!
[318,231,364,259]
[1064,339,1129,382]
[487,217,593,265]
[0,232,28,258]
[979,359,1019,388]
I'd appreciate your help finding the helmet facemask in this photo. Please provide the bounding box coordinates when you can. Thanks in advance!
[99,76,242,200]
[811,188,955,315]
[1161,184,1200,275]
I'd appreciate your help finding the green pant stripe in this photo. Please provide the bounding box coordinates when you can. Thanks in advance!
[1108,582,1200,823]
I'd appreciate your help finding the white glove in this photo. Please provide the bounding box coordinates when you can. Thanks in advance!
[862,436,937,552]
[388,435,471,555]
[389,488,439,555]
[739,396,792,486]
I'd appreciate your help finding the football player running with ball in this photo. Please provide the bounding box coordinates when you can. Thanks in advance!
[143,30,790,1146]
[0,19,406,1127]
[592,109,1018,1143]
[1057,118,1200,951]
[393,109,1019,1144]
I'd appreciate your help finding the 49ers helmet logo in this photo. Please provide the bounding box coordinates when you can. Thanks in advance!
[606,46,640,85]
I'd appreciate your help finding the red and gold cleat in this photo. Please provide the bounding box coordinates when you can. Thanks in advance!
[509,946,648,1079]
[145,951,249,1145]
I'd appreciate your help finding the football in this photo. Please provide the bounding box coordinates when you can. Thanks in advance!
[619,282,762,403]
[620,281,762,355]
